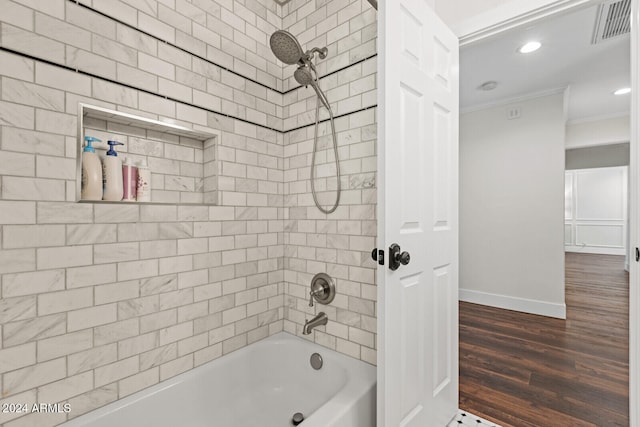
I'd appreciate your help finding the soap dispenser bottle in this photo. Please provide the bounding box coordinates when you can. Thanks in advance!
[103,140,124,201]
[81,136,103,200]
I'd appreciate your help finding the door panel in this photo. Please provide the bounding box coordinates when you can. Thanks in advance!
[400,273,424,421]
[433,265,452,395]
[378,0,459,425]
[434,103,452,228]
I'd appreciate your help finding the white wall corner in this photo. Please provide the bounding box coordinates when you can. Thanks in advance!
[563,86,571,124]
[460,93,565,317]
[459,288,567,319]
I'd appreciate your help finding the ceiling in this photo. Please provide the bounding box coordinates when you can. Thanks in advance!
[460,3,630,122]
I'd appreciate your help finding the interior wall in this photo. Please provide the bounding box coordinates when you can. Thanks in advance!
[566,143,630,170]
[566,115,631,149]
[0,0,378,425]
[460,93,567,318]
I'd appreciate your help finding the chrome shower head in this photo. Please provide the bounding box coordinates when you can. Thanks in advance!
[293,66,314,86]
[270,30,305,65]
[295,66,331,110]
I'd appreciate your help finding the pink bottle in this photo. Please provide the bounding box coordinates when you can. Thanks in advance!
[122,158,138,202]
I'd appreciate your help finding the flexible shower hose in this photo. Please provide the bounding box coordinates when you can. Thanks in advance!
[310,64,341,214]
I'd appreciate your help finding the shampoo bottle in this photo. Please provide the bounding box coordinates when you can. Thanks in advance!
[103,141,124,201]
[122,157,137,202]
[81,136,103,200]
[136,159,151,202]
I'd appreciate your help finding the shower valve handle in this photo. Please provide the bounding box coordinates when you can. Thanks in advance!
[309,288,324,307]
[308,273,336,307]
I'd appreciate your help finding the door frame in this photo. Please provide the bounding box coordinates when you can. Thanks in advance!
[376,1,460,424]
[630,2,639,425]
[449,1,638,425]
[456,0,593,46]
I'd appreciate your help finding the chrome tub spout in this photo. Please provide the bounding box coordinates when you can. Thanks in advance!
[303,312,328,335]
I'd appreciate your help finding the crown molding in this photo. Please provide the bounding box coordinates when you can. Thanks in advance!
[460,86,567,114]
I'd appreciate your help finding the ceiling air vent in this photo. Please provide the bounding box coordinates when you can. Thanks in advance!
[592,0,631,44]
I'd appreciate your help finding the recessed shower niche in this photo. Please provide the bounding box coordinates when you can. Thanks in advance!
[76,104,220,205]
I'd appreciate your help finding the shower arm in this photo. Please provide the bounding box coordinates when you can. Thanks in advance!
[305,47,328,61]
[308,61,320,78]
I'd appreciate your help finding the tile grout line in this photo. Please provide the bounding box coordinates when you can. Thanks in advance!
[0,46,377,134]
[280,53,378,95]
[68,0,377,97]
[69,0,279,94]
[0,46,280,133]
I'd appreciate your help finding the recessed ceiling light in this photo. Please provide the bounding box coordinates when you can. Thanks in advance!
[614,87,631,95]
[478,81,498,91]
[518,41,542,54]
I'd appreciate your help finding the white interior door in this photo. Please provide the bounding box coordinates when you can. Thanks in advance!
[377,0,459,425]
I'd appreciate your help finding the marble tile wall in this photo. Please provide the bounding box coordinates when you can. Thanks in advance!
[0,0,284,425]
[282,108,377,364]
[0,0,378,424]
[280,0,378,365]
[0,0,286,130]
[281,0,377,129]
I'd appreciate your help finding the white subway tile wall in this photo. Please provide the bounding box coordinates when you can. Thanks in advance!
[280,0,377,365]
[0,0,376,424]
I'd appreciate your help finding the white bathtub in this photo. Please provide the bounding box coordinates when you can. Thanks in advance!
[62,332,376,427]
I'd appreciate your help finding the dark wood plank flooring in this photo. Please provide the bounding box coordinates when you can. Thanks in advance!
[459,253,629,426]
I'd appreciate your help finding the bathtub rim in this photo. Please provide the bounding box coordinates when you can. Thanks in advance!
[61,331,376,427]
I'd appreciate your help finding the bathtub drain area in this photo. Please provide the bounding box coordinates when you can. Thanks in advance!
[291,412,304,425]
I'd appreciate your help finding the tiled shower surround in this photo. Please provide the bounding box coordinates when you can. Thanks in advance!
[0,0,377,425]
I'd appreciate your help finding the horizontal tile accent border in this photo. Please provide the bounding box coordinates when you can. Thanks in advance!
[68,0,277,94]
[281,53,378,95]
[285,105,377,133]
[0,46,377,134]
[66,0,377,98]
[0,45,280,133]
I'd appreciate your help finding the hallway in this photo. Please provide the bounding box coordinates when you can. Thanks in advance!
[459,253,629,426]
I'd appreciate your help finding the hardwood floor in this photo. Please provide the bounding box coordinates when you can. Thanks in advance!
[459,253,629,427]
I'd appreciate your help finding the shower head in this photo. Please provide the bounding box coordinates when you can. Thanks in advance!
[294,66,331,110]
[270,30,332,111]
[293,66,314,86]
[270,30,306,65]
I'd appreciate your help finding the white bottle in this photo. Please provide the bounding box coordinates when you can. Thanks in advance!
[81,136,103,200]
[103,141,124,201]
[136,159,151,202]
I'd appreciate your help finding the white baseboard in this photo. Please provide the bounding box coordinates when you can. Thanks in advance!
[459,289,567,319]
[565,245,626,256]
